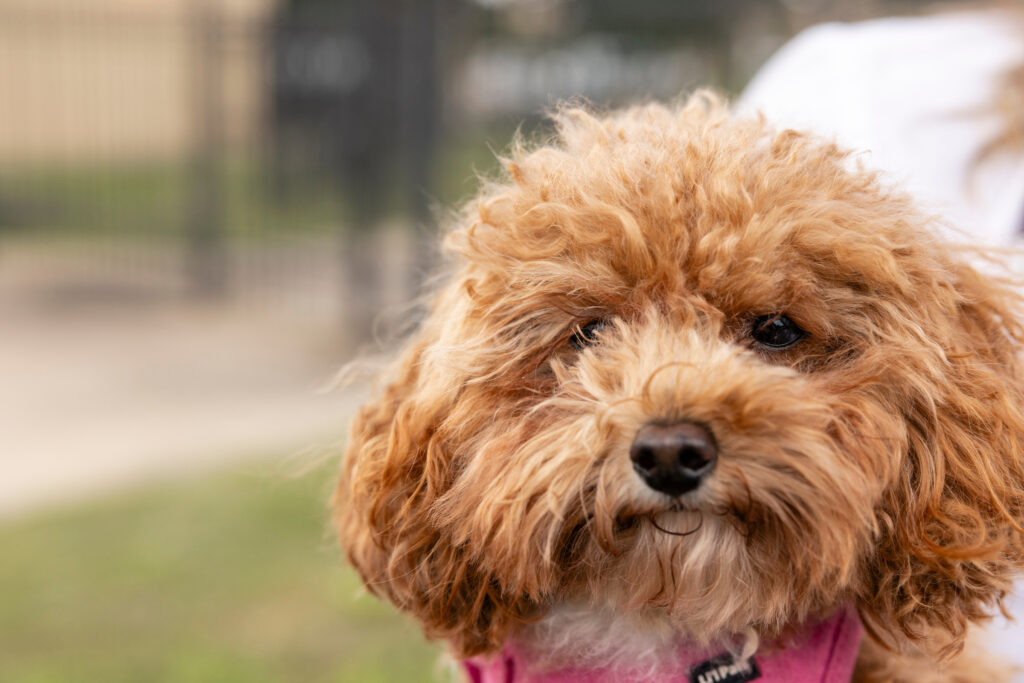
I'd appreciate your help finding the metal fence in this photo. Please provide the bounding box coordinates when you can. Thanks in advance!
[0,0,934,333]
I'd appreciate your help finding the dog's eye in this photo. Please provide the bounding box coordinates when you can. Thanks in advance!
[750,314,806,350]
[570,320,606,350]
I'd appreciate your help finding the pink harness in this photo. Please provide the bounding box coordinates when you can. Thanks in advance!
[464,606,862,683]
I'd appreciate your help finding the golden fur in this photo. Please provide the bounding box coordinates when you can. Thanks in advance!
[334,93,1024,680]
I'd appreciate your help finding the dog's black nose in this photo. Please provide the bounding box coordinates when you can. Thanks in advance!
[630,421,717,496]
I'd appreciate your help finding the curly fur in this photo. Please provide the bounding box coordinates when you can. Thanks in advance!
[334,92,1024,680]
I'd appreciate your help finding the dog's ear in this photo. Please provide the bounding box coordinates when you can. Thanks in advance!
[333,330,536,658]
[861,259,1024,657]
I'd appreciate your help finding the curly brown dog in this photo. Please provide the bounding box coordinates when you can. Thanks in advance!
[335,93,1024,682]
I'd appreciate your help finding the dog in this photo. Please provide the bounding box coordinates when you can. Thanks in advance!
[334,93,1024,682]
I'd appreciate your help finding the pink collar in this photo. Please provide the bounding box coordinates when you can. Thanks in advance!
[463,606,862,683]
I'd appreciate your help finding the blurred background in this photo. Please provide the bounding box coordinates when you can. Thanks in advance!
[0,0,980,681]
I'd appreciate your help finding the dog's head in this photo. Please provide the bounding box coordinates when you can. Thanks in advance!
[334,94,1024,659]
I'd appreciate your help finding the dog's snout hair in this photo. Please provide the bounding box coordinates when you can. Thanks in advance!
[334,92,1024,663]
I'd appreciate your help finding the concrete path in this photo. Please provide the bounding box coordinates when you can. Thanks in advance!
[0,242,384,518]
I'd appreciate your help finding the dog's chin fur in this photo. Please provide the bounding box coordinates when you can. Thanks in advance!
[512,602,711,679]
[510,602,759,679]
[334,92,1024,679]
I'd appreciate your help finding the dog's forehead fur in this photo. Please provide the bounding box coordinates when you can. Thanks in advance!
[444,97,958,350]
[335,94,1024,665]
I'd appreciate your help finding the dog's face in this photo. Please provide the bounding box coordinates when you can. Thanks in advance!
[335,95,1024,659]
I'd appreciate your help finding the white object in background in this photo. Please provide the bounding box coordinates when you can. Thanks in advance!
[739,11,1024,248]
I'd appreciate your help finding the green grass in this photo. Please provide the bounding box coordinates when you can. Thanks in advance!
[0,119,527,250]
[0,461,445,683]
[0,158,345,243]
[0,125,518,246]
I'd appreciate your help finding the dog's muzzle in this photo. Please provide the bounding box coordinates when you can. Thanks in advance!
[629,421,717,496]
